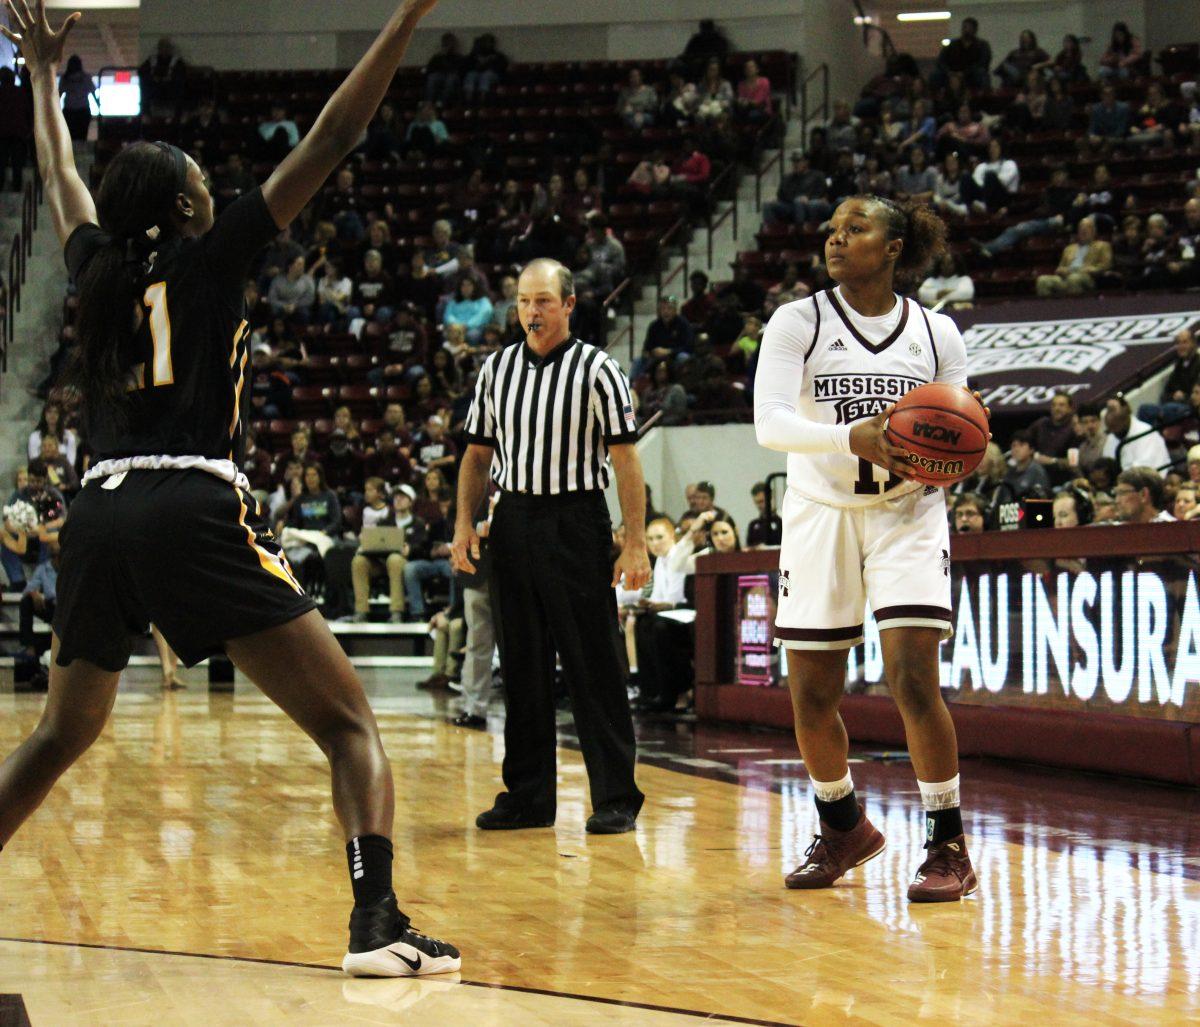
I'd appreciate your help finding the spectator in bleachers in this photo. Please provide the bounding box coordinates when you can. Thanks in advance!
[855,152,893,199]
[381,402,413,452]
[1030,391,1083,482]
[248,343,293,420]
[579,215,626,294]
[215,153,258,201]
[1098,22,1145,81]
[1166,199,1200,289]
[1183,87,1200,146]
[1136,213,1180,290]
[996,30,1050,89]
[932,152,969,218]
[824,99,858,151]
[973,167,1073,258]
[1175,484,1199,520]
[618,68,659,131]
[662,65,700,127]
[58,55,96,142]
[268,255,315,324]
[1043,33,1088,84]
[745,482,783,547]
[1075,402,1108,471]
[720,263,767,317]
[681,19,730,79]
[403,499,454,621]
[1036,217,1111,297]
[404,101,449,156]
[328,406,363,451]
[429,349,464,403]
[933,17,992,91]
[1070,164,1129,227]
[1087,456,1120,494]
[763,151,832,227]
[364,427,414,487]
[1103,395,1171,471]
[350,249,395,324]
[936,103,990,161]
[1088,84,1131,148]
[415,467,449,523]
[23,461,65,556]
[682,270,715,326]
[281,462,342,543]
[314,256,353,326]
[967,137,1019,214]
[443,277,494,344]
[0,66,32,192]
[425,219,463,273]
[1052,489,1089,528]
[139,36,186,119]
[640,359,688,427]
[27,403,76,467]
[363,100,404,162]
[491,273,518,328]
[268,457,304,524]
[258,102,300,158]
[441,323,471,365]
[735,59,773,126]
[1004,430,1052,498]
[350,484,422,623]
[826,147,859,205]
[767,263,808,303]
[696,58,734,122]
[1161,328,1200,407]
[424,32,464,106]
[414,415,458,477]
[1130,82,1185,148]
[36,436,78,498]
[16,542,57,689]
[360,478,391,529]
[1114,467,1173,523]
[323,167,366,242]
[1040,75,1076,132]
[897,99,937,157]
[182,99,223,166]
[918,253,974,308]
[272,428,315,488]
[462,33,508,102]
[362,219,399,270]
[638,296,694,377]
[893,146,936,204]
[729,316,763,374]
[323,430,365,510]
[0,498,30,592]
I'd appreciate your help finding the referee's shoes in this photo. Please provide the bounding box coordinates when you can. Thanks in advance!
[475,794,639,833]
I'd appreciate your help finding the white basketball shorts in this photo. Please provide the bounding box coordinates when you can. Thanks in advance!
[775,485,953,650]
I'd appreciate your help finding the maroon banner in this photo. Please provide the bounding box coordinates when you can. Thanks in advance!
[947,294,1200,414]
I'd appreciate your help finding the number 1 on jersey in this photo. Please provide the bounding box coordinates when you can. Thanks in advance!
[141,281,175,387]
[854,457,902,495]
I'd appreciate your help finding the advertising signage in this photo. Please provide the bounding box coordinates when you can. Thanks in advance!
[736,556,1200,722]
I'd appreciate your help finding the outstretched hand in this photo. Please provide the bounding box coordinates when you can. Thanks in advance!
[1,1,81,76]
[849,404,914,480]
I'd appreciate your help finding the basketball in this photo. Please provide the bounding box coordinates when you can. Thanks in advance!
[886,383,989,486]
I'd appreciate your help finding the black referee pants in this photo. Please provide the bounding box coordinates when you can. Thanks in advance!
[489,490,643,817]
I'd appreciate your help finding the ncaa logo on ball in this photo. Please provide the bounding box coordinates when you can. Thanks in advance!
[912,419,962,445]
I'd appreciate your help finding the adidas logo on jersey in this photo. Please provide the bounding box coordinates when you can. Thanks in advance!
[827,339,847,352]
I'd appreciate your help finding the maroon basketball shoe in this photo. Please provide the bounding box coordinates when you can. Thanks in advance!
[785,805,886,889]
[907,835,978,902]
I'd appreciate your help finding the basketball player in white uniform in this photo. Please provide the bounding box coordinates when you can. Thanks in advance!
[754,195,981,901]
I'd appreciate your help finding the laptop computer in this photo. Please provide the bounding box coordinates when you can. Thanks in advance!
[359,526,408,554]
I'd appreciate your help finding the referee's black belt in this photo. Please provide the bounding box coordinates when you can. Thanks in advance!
[499,488,606,508]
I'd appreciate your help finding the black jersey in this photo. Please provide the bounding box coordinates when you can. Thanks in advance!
[65,188,281,465]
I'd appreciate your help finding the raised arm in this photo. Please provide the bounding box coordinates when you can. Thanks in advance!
[261,0,440,228]
[2,0,97,245]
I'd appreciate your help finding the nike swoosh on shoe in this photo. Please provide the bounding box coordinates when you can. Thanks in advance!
[388,947,422,972]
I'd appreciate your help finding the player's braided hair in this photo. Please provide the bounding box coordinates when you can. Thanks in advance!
[855,194,948,293]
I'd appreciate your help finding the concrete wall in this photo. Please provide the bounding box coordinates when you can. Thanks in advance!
[606,422,783,537]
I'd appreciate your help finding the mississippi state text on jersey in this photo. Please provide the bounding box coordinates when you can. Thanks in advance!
[757,286,969,507]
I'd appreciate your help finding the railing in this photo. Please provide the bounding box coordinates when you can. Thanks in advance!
[799,62,829,157]
[1,178,41,373]
[602,276,636,367]
[654,217,690,304]
[704,162,739,268]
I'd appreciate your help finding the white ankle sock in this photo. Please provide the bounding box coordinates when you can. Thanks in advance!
[918,774,961,811]
[811,770,854,803]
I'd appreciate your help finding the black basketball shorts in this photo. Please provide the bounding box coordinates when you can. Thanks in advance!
[54,469,315,671]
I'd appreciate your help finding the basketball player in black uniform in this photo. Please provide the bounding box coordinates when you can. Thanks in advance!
[0,0,458,977]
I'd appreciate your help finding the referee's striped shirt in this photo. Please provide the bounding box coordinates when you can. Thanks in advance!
[464,336,639,494]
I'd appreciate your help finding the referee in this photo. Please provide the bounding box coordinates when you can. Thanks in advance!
[452,258,650,834]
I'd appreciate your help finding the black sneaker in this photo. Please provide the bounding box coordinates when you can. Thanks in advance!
[449,712,487,730]
[475,794,555,830]
[586,807,638,834]
[342,891,461,977]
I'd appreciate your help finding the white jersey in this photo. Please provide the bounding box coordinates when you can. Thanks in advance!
[755,286,969,508]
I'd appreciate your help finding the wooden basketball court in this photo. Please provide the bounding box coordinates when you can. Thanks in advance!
[1,669,1197,1025]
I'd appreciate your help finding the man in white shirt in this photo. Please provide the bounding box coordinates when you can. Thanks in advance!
[1114,467,1176,523]
[1102,395,1171,471]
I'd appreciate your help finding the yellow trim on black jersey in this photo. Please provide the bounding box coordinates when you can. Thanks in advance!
[233,486,304,594]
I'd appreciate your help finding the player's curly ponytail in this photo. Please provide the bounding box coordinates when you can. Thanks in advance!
[856,195,948,293]
[70,142,185,420]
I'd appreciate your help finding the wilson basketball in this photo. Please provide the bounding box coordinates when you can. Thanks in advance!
[886,383,989,486]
